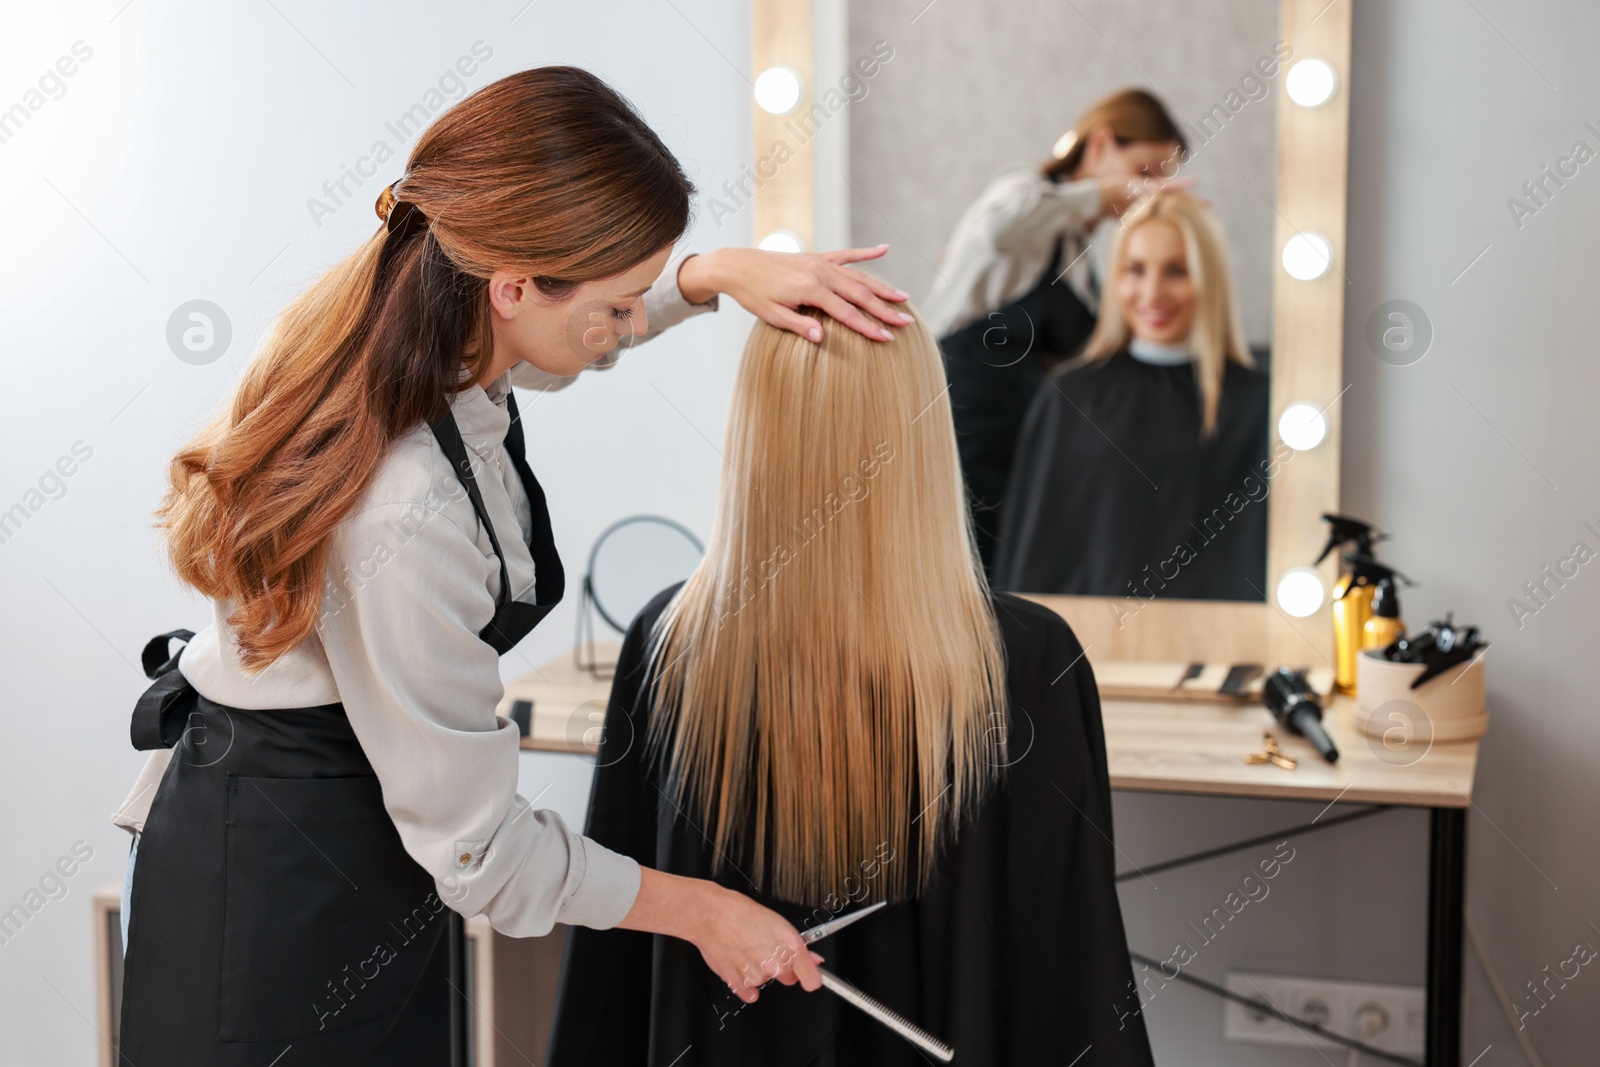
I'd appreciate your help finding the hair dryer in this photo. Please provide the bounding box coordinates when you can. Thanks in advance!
[1262,667,1339,764]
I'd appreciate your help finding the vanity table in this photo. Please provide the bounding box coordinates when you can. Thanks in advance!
[1097,688,1477,1067]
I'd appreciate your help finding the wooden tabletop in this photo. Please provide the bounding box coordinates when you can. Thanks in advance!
[1101,693,1478,808]
[503,648,1480,809]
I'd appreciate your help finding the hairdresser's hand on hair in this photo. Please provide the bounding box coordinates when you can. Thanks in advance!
[677,245,915,344]
[1098,174,1198,218]
[617,867,824,1002]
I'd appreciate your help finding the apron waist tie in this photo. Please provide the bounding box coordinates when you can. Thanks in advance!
[131,629,197,751]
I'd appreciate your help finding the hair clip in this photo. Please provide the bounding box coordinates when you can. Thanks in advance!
[376,178,426,234]
[385,199,426,237]
[375,179,400,222]
[376,190,429,276]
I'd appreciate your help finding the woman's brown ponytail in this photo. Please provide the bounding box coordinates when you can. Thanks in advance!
[159,66,695,670]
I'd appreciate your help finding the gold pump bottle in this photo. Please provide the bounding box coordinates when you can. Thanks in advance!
[1324,518,1388,700]
[1332,575,1374,694]
[1335,554,1407,694]
[1315,515,1381,695]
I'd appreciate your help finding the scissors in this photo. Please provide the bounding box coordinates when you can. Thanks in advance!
[795,900,954,1062]
[801,900,886,944]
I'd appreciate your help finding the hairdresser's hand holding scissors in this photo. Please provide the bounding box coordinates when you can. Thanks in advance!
[695,901,886,1005]
[676,244,916,345]
[616,868,826,1003]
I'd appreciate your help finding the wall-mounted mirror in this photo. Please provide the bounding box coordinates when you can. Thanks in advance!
[850,0,1289,609]
[753,0,1350,663]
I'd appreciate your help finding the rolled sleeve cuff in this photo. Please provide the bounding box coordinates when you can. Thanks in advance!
[555,835,643,930]
[645,250,720,334]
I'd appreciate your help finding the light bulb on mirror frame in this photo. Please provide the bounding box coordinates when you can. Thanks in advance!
[754,66,804,115]
[758,230,804,253]
[1276,567,1327,618]
[1285,58,1338,108]
[1278,401,1328,451]
[1282,232,1332,281]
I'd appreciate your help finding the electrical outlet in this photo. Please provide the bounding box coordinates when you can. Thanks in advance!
[1223,970,1425,1057]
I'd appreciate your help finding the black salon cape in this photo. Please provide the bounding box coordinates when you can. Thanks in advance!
[994,352,1270,600]
[546,586,1155,1067]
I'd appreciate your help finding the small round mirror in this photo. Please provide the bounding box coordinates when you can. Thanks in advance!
[586,516,704,633]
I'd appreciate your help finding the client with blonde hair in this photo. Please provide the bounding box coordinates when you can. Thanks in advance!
[547,305,1154,1066]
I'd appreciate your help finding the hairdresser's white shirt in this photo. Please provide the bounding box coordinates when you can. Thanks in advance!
[111,251,717,936]
[922,165,1105,340]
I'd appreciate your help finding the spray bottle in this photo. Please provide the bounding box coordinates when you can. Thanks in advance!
[1316,515,1380,694]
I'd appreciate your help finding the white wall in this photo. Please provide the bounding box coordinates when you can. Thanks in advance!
[1341,1,1600,1061]
[0,2,754,1062]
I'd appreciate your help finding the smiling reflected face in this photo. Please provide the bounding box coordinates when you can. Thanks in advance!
[1113,218,1195,346]
[483,242,674,382]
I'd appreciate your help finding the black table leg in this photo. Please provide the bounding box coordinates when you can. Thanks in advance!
[1425,807,1466,1066]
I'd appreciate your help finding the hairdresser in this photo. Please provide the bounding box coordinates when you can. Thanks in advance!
[111,66,912,1063]
[924,88,1189,573]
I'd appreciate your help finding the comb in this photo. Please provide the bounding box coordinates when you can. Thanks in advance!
[818,968,954,1062]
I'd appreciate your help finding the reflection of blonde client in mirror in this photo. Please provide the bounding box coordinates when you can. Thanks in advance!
[548,305,1155,1067]
[997,191,1271,601]
[926,88,1191,574]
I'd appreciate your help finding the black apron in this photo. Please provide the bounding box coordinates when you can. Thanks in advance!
[119,390,561,1065]
[939,234,1098,575]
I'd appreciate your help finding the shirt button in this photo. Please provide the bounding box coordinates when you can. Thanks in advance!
[459,852,472,865]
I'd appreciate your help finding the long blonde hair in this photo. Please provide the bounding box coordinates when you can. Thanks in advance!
[1077,191,1252,436]
[644,305,1008,904]
[157,68,693,670]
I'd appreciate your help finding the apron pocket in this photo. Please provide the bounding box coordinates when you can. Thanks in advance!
[219,774,445,1042]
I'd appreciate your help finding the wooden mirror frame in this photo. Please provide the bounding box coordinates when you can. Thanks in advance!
[753,0,1350,664]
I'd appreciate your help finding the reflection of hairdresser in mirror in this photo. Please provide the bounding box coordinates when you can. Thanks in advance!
[925,89,1190,574]
[995,192,1271,602]
[548,306,1155,1066]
